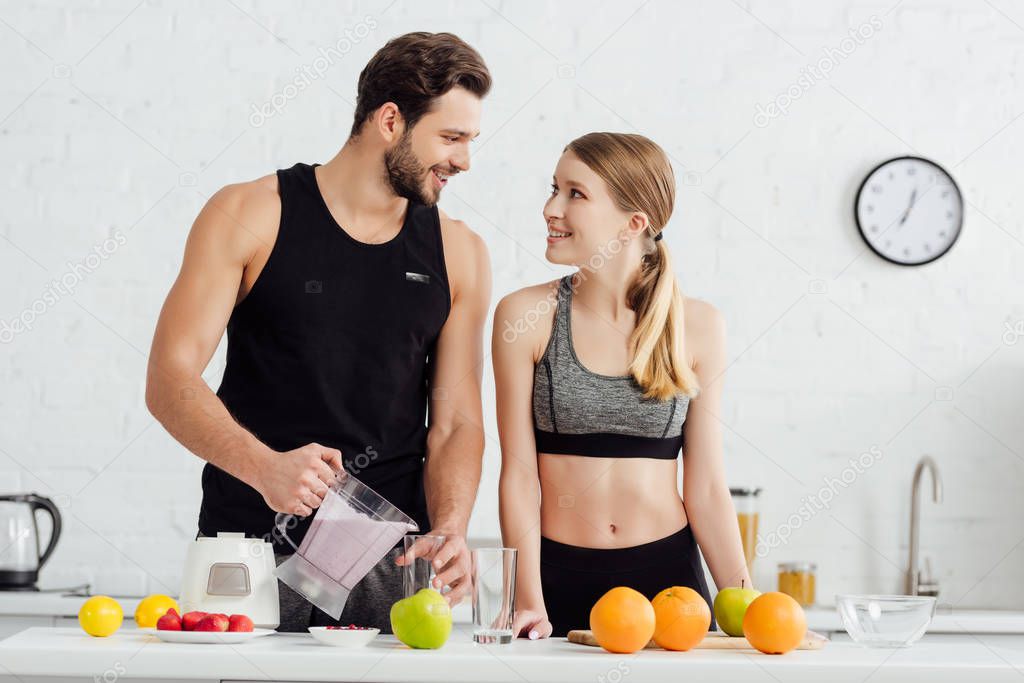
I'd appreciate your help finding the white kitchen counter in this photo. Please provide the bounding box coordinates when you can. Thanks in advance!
[2,627,1024,683]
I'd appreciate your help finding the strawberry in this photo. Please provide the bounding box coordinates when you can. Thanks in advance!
[181,611,208,631]
[195,614,229,632]
[156,610,182,631]
[228,614,254,632]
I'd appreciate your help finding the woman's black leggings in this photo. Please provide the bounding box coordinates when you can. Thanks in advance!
[540,524,717,638]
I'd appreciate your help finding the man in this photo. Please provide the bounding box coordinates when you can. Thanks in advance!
[145,32,492,632]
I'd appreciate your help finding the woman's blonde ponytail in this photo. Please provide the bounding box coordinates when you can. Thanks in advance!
[627,239,699,400]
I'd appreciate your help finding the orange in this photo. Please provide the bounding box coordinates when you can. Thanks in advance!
[742,591,806,654]
[589,586,656,654]
[651,586,711,651]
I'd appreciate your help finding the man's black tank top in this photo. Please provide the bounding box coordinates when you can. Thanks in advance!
[198,162,450,551]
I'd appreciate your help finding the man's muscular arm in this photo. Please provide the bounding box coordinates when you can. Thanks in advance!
[146,180,342,517]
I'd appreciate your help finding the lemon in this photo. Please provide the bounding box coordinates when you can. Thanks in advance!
[79,596,123,637]
[134,594,179,628]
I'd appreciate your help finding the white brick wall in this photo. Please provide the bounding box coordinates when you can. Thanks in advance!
[1,0,1022,608]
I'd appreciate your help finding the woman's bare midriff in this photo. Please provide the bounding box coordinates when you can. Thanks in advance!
[538,452,688,549]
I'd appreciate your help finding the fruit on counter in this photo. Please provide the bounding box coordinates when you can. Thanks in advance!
[228,614,255,632]
[742,591,807,655]
[78,596,124,637]
[156,608,182,631]
[713,581,761,637]
[195,613,230,632]
[134,594,180,628]
[168,611,252,631]
[390,588,452,649]
[181,611,208,631]
[589,586,655,654]
[651,586,711,651]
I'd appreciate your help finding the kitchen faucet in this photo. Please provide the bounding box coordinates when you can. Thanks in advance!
[906,455,942,596]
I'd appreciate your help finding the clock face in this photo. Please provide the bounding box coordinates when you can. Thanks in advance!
[855,156,963,266]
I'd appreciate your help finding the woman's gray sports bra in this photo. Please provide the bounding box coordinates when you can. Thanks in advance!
[532,275,688,459]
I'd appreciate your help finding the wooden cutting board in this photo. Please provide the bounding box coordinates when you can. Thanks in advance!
[567,629,828,650]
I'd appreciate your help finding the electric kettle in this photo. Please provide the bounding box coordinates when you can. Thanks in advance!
[0,493,62,590]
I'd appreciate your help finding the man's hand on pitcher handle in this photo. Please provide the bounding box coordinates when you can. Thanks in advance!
[255,442,343,516]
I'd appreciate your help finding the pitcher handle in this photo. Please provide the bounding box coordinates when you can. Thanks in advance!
[273,512,303,552]
[27,494,62,568]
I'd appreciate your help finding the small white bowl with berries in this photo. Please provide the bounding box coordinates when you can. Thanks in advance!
[308,624,380,648]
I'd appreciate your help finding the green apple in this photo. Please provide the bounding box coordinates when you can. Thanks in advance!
[713,584,761,637]
[390,588,452,649]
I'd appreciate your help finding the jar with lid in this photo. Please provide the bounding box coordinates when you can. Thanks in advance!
[777,561,816,606]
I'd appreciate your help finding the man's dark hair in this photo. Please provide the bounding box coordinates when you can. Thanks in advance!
[350,32,491,138]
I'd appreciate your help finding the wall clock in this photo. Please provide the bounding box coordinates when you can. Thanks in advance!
[854,156,963,266]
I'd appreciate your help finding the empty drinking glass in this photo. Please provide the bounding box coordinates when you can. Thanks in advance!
[472,547,517,644]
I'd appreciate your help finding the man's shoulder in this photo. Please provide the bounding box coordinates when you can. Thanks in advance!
[437,208,486,257]
[197,174,281,252]
[209,173,280,219]
[436,208,489,294]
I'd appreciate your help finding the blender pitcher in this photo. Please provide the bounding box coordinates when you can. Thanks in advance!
[274,470,418,620]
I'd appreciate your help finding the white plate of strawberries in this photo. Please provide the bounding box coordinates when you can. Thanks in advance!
[148,609,275,644]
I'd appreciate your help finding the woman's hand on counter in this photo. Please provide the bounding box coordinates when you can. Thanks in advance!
[512,608,552,640]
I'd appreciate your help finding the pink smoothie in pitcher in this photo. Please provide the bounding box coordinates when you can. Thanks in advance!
[297,491,415,588]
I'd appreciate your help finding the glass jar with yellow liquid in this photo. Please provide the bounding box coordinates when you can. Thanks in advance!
[778,561,816,606]
[730,487,762,570]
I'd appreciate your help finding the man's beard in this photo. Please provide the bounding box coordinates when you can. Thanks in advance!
[383,131,436,206]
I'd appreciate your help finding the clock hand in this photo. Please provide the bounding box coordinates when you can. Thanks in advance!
[898,187,918,226]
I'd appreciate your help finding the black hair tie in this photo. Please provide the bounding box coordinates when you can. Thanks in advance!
[653,232,663,242]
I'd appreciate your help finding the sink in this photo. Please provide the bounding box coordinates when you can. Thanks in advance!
[807,606,1024,636]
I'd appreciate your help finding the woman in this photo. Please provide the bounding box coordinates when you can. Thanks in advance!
[492,132,751,639]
